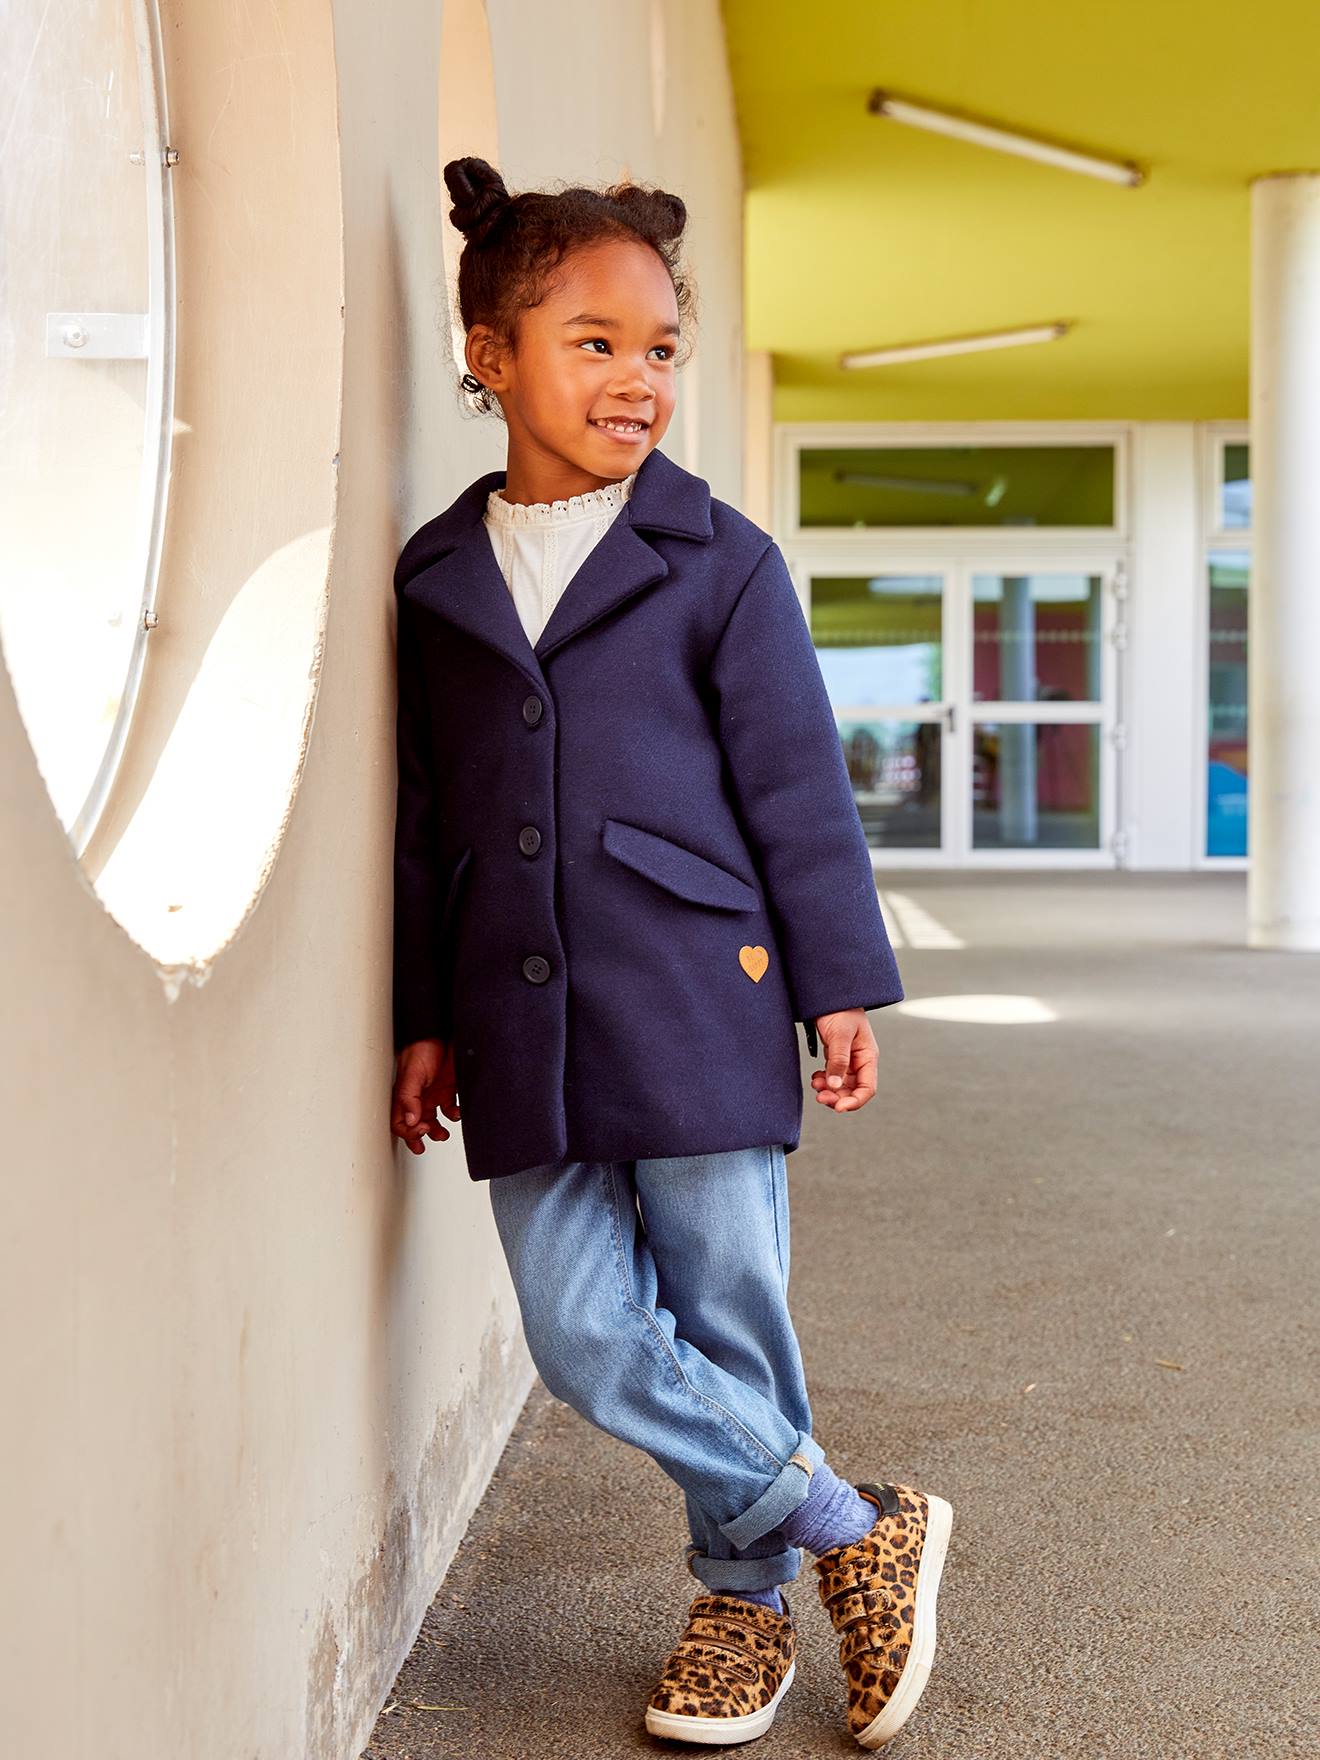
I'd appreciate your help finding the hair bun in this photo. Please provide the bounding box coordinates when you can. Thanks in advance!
[443,156,513,244]
[611,185,686,244]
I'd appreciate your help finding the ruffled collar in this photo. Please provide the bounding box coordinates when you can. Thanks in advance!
[484,471,637,528]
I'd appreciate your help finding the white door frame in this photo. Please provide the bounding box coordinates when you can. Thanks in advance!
[775,420,1133,869]
[787,548,1128,869]
[1193,421,1251,870]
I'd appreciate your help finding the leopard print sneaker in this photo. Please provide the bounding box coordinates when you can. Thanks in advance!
[813,1480,953,1749]
[643,1590,796,1745]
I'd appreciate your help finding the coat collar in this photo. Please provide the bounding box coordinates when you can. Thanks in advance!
[396,445,714,689]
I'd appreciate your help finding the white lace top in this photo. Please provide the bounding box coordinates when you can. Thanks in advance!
[483,471,637,647]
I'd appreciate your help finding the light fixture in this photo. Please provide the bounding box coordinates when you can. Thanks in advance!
[840,321,1071,371]
[868,89,1145,188]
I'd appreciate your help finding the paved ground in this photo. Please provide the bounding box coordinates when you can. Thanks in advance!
[363,873,1319,1759]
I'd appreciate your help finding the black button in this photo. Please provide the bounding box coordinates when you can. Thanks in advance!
[518,825,541,856]
[522,694,543,725]
[522,955,550,984]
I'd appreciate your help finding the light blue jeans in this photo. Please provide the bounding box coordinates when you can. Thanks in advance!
[486,1145,825,1593]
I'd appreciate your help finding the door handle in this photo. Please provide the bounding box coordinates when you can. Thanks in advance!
[944,702,957,735]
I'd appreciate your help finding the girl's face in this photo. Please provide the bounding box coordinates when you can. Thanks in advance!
[466,237,680,492]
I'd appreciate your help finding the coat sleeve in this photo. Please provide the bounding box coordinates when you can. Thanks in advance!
[707,538,904,1037]
[391,592,452,1052]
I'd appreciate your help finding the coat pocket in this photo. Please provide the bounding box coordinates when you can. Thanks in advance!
[600,817,757,912]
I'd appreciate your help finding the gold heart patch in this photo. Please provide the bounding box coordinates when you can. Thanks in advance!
[739,945,769,982]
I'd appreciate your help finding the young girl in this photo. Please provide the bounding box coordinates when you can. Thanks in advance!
[389,156,952,1749]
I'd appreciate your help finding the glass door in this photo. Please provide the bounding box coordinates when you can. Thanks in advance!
[806,567,952,856]
[963,567,1118,861]
[802,556,1122,865]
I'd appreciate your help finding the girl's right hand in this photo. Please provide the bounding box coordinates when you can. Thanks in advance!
[391,1038,462,1154]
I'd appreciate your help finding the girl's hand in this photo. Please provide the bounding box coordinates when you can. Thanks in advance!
[808,1008,878,1113]
[391,1038,462,1154]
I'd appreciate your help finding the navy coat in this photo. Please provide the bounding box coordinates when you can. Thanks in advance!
[392,444,903,1182]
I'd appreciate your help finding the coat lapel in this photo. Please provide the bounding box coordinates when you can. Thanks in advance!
[397,446,714,683]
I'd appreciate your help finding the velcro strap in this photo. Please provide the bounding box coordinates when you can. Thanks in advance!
[665,1640,760,1683]
[689,1595,781,1628]
[816,1555,881,1602]
[823,1584,896,1629]
[686,1613,766,1647]
[840,1616,909,1671]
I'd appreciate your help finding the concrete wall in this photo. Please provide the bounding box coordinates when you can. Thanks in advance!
[0,3,744,1756]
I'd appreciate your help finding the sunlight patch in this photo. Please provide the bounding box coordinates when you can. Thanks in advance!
[896,993,1059,1025]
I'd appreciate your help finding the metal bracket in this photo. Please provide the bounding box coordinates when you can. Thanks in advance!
[45,312,149,360]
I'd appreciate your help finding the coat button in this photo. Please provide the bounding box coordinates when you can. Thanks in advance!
[522,694,543,725]
[522,954,550,984]
[518,825,541,856]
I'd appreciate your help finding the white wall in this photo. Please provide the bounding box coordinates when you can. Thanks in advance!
[1125,424,1202,869]
[0,4,746,1757]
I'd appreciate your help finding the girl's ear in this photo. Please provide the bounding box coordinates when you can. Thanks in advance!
[465,324,510,392]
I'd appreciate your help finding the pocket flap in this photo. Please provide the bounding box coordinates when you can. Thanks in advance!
[601,818,757,912]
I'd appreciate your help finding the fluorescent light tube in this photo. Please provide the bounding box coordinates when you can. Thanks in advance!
[840,322,1070,370]
[868,89,1145,187]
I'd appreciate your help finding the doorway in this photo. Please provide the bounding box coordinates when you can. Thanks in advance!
[800,556,1126,866]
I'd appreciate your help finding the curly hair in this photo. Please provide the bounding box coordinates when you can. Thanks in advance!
[442,156,697,417]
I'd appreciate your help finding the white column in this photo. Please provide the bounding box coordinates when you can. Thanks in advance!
[1248,174,1320,949]
[1125,425,1199,869]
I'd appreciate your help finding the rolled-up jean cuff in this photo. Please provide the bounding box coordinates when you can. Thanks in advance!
[717,1430,825,1549]
[686,1545,801,1591]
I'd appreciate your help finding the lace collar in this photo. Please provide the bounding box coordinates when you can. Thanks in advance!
[484,471,637,528]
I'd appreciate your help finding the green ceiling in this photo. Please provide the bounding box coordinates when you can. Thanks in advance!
[719,1,1320,422]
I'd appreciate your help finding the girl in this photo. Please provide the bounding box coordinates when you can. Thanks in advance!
[389,157,952,1749]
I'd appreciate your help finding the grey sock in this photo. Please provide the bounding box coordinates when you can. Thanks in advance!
[779,1461,876,1555]
[731,1583,787,1613]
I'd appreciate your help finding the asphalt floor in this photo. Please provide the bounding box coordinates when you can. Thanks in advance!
[362,872,1319,1759]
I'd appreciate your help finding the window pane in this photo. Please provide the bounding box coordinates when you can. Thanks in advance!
[1207,550,1249,857]
[810,574,943,703]
[799,446,1115,528]
[0,0,156,831]
[972,722,1101,850]
[837,718,941,849]
[972,573,1103,704]
[1220,443,1251,531]
[0,0,156,830]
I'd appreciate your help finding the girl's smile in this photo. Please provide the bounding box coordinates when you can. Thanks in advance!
[588,414,652,444]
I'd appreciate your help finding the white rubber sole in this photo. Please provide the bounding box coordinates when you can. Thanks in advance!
[644,1658,796,1745]
[854,1494,953,1749]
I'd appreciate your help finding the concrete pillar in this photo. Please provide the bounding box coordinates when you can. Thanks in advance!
[999,576,1037,844]
[1248,174,1320,948]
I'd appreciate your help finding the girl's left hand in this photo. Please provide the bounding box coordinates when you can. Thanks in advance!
[809,1007,878,1113]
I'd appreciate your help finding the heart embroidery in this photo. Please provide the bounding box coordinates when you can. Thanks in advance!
[739,945,768,982]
